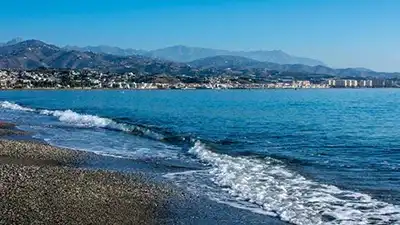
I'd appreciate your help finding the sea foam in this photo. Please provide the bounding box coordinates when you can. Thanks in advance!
[0,101,163,140]
[40,109,114,128]
[180,141,400,225]
[0,101,35,112]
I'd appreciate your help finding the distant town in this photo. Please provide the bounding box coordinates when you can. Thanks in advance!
[0,69,399,90]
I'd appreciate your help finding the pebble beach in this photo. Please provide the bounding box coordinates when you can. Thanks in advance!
[0,122,173,225]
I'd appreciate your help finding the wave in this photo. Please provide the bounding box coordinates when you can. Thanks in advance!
[182,141,400,225]
[0,101,165,141]
[0,101,210,148]
[0,101,246,149]
[40,109,115,128]
[0,101,35,112]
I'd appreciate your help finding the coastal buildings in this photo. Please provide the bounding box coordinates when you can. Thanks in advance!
[0,69,398,90]
[359,80,373,87]
[327,79,395,88]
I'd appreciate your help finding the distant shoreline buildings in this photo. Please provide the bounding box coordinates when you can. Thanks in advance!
[0,69,398,90]
[327,79,397,88]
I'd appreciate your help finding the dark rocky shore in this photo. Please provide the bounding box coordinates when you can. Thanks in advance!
[0,122,175,225]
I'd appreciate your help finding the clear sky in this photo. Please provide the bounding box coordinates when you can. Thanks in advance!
[0,0,399,72]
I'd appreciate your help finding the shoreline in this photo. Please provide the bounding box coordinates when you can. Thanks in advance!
[1,87,399,92]
[0,120,289,225]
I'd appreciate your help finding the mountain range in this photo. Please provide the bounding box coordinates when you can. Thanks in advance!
[0,38,24,47]
[65,44,326,66]
[64,45,147,57]
[187,56,394,77]
[0,40,191,74]
[0,38,399,78]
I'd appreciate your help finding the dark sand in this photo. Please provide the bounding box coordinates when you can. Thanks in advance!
[0,122,30,137]
[0,122,175,225]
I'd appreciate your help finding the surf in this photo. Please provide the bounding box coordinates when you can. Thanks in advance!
[174,141,400,225]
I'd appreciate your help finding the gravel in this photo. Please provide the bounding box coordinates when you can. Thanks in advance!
[0,123,176,225]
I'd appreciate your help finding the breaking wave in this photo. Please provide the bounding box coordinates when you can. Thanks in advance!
[0,101,164,141]
[181,141,400,225]
[40,109,115,128]
[0,101,35,112]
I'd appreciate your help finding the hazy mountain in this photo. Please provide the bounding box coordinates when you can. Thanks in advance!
[64,45,147,56]
[187,55,263,68]
[188,55,398,78]
[63,44,326,66]
[351,67,375,72]
[237,50,325,67]
[189,56,334,72]
[145,45,227,62]
[0,37,24,47]
[145,45,326,66]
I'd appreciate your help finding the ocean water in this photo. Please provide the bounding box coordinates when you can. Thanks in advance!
[0,89,399,225]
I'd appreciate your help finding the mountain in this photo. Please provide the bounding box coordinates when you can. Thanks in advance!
[187,55,263,68]
[62,44,325,66]
[145,45,227,62]
[188,55,399,78]
[64,45,147,56]
[0,40,61,69]
[352,67,374,72]
[144,45,326,66]
[0,40,191,74]
[189,56,335,73]
[237,50,325,67]
[0,37,24,47]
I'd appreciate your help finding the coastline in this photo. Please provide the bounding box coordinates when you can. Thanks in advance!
[2,87,399,92]
[0,121,289,225]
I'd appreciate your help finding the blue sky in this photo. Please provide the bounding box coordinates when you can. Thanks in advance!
[0,0,399,72]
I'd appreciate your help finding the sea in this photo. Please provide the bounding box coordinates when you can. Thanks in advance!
[0,89,399,225]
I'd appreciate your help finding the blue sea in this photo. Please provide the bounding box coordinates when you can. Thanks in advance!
[0,89,399,225]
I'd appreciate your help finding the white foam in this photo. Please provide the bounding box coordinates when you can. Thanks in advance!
[182,141,400,225]
[91,147,181,160]
[0,101,165,141]
[0,101,124,130]
[0,101,35,112]
[39,109,164,140]
[40,109,114,128]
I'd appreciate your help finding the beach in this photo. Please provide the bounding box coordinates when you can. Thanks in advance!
[0,122,173,225]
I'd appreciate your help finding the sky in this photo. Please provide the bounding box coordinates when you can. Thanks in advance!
[0,0,399,72]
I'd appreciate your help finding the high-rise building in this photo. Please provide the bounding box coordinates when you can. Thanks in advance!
[372,79,386,87]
